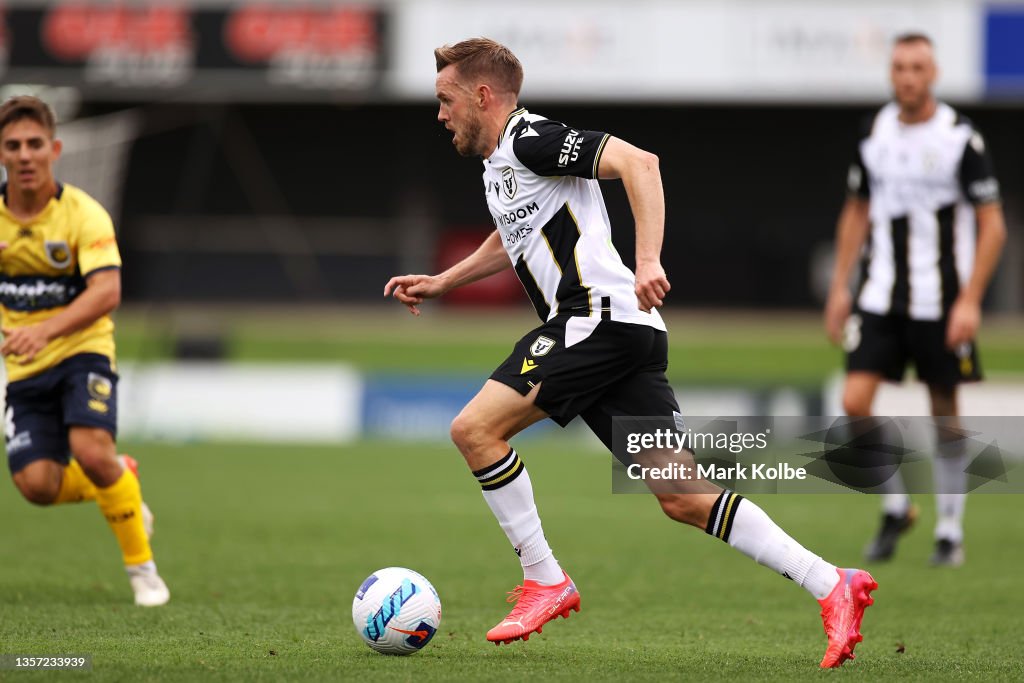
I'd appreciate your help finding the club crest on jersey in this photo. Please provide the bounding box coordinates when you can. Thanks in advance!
[87,373,113,402]
[45,241,72,269]
[501,167,518,201]
[530,335,555,357]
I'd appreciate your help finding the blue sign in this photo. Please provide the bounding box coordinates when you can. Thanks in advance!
[361,374,553,441]
[985,7,1024,96]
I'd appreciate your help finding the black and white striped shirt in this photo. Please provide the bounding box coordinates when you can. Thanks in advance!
[848,102,1001,321]
[483,108,665,332]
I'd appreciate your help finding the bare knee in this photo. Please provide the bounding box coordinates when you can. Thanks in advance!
[68,427,119,485]
[842,388,874,416]
[843,373,881,416]
[12,461,62,505]
[450,411,494,459]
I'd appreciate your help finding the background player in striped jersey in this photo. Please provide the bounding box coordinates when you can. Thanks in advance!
[0,96,169,606]
[386,37,875,667]
[824,33,1007,567]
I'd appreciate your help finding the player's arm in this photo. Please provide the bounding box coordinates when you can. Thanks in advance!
[384,231,510,316]
[946,202,1006,348]
[946,131,1007,348]
[1,268,120,363]
[825,197,870,344]
[597,137,669,312]
[825,133,873,345]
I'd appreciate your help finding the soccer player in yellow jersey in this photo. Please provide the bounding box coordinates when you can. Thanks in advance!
[0,96,169,606]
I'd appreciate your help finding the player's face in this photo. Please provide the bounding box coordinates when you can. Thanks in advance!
[436,65,484,157]
[890,41,936,112]
[0,118,61,194]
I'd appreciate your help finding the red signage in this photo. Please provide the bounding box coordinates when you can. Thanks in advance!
[43,4,192,61]
[225,4,377,62]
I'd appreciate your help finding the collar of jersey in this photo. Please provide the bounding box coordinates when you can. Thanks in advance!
[500,107,528,143]
[0,181,65,222]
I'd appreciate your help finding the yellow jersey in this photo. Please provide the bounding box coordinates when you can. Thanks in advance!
[0,182,121,382]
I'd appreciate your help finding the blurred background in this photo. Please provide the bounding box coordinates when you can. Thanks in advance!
[2,0,1021,443]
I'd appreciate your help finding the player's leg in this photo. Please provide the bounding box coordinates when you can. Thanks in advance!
[841,371,882,416]
[583,334,876,668]
[68,426,168,606]
[450,378,558,581]
[845,313,916,560]
[914,321,980,567]
[583,363,849,602]
[927,385,967,566]
[63,356,168,606]
[6,373,93,505]
[451,379,579,644]
[11,452,150,534]
[463,318,650,644]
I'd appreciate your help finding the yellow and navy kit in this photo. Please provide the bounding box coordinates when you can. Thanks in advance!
[0,182,121,382]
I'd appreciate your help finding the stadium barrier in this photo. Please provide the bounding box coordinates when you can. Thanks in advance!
[1,363,1019,444]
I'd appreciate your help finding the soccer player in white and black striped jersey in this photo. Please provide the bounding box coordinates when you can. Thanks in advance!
[386,38,875,667]
[825,33,1007,567]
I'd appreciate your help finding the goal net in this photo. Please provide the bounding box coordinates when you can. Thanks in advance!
[54,108,142,227]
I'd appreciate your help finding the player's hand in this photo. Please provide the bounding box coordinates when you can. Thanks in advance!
[383,274,446,316]
[824,288,852,345]
[635,261,670,312]
[1,323,53,364]
[946,296,981,349]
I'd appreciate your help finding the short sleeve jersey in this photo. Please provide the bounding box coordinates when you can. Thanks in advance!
[482,108,665,331]
[0,183,121,382]
[847,102,1001,320]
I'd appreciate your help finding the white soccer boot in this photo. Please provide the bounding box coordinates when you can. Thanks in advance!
[126,562,171,607]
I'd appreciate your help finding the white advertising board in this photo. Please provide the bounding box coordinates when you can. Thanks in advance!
[388,0,981,102]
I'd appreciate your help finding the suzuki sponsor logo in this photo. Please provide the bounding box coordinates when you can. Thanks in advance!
[558,130,582,168]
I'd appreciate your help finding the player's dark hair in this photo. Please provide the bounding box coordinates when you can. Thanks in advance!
[0,95,57,138]
[893,32,933,48]
[434,38,523,96]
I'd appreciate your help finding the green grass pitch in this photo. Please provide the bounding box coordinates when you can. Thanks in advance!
[2,438,1022,681]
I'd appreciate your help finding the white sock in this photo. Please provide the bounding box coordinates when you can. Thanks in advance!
[126,560,157,576]
[934,437,968,543]
[882,491,911,516]
[878,466,911,515]
[474,449,563,585]
[707,490,838,600]
[872,418,911,515]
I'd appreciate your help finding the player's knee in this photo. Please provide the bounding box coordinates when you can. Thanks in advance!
[12,469,60,506]
[68,428,117,474]
[842,392,872,416]
[450,412,485,456]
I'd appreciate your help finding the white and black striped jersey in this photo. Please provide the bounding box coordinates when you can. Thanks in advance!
[482,108,666,332]
[848,102,1001,321]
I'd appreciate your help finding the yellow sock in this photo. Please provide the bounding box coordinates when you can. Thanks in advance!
[95,469,153,566]
[55,459,98,504]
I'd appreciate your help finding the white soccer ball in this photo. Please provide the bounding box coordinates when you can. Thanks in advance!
[352,567,442,655]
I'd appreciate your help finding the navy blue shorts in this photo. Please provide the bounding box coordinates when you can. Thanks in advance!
[4,353,118,475]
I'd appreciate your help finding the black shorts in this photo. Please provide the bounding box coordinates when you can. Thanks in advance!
[4,353,119,474]
[844,311,982,388]
[490,315,680,453]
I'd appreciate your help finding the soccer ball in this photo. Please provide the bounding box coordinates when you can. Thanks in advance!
[352,567,442,655]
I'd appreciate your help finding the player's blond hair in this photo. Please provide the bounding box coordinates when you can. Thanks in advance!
[434,38,523,96]
[0,95,57,138]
